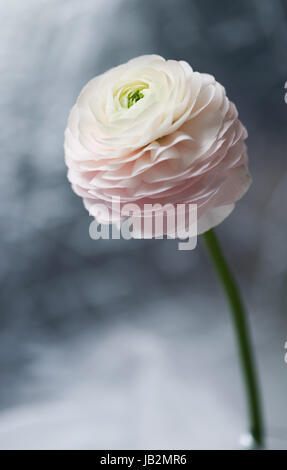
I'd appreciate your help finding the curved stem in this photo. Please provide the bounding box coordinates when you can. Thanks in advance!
[202,229,264,448]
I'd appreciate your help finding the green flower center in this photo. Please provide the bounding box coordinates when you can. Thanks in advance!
[117,83,148,109]
[127,89,144,108]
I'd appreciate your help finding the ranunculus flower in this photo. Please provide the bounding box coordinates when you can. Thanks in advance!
[64,55,251,236]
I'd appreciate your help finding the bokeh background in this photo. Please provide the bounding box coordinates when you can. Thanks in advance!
[0,0,287,450]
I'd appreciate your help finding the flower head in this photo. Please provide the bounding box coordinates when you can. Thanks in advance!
[64,55,251,236]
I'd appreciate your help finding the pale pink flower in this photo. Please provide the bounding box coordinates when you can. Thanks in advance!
[64,55,251,235]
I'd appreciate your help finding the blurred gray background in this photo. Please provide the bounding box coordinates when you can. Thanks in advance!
[0,0,287,450]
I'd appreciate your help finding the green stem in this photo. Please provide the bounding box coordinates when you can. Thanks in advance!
[202,229,264,448]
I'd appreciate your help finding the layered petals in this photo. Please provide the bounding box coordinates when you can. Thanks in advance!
[64,55,251,235]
